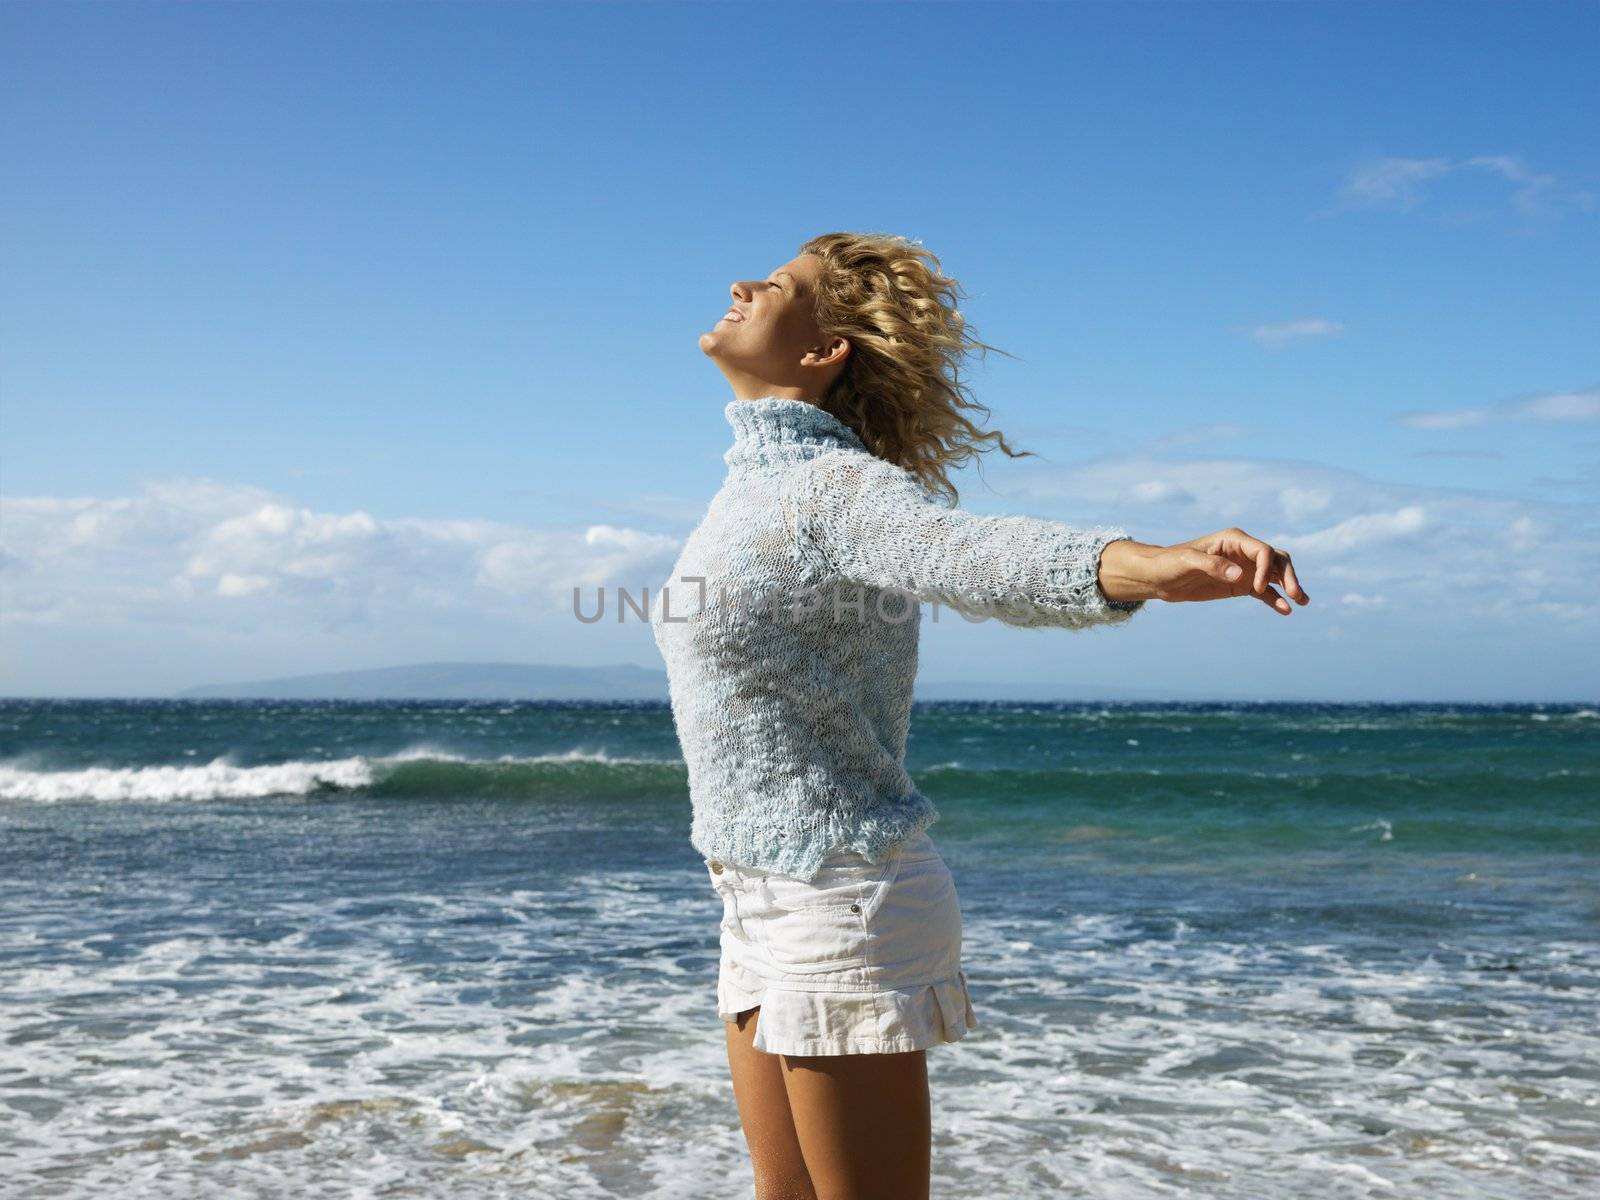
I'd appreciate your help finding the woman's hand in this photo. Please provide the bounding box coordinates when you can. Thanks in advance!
[1097,530,1310,615]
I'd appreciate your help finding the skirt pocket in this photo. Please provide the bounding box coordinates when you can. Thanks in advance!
[859,853,964,981]
[750,852,903,973]
[706,859,755,948]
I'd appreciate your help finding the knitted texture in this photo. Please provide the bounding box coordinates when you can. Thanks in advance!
[649,396,1145,881]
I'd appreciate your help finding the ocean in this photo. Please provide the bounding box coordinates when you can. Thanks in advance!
[2,699,1596,1198]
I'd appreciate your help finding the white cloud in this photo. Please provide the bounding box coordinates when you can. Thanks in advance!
[1506,515,1542,555]
[217,573,272,598]
[1010,455,1359,526]
[1003,450,1598,625]
[1336,154,1595,220]
[1244,318,1345,348]
[1409,449,1506,461]
[1522,390,1600,422]
[0,478,682,628]
[1137,422,1250,453]
[1283,505,1428,556]
[1128,480,1195,505]
[1277,486,1333,523]
[1338,157,1452,211]
[1401,408,1491,432]
[1464,154,1568,218]
[1395,387,1600,431]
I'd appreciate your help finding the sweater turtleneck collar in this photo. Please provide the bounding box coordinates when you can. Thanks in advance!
[723,396,867,472]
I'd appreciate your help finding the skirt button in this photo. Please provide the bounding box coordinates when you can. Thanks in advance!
[849,903,861,914]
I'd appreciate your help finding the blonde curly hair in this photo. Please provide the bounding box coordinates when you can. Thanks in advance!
[797,231,1033,505]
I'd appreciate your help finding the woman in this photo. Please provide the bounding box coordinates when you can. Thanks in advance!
[649,232,1309,1199]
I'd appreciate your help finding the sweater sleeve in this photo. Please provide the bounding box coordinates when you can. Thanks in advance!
[781,450,1146,630]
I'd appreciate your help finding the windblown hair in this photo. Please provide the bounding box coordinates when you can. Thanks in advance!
[797,231,1032,505]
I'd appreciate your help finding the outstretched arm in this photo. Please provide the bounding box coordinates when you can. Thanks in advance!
[780,450,1146,630]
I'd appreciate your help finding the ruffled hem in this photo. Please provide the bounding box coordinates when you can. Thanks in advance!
[719,962,978,1057]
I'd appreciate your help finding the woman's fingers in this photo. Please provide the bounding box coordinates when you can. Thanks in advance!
[1220,530,1310,606]
[1195,549,1244,587]
[1256,583,1290,614]
[1223,532,1274,595]
[1280,553,1309,603]
[1255,544,1273,595]
[1170,533,1308,613]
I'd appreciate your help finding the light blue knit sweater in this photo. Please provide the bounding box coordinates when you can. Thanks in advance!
[649,396,1145,881]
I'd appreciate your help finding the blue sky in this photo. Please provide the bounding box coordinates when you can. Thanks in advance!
[3,0,1596,701]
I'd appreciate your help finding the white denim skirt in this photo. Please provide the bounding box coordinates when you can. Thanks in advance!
[704,828,978,1056]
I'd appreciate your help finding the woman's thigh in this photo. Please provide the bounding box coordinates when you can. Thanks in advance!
[780,1047,930,1200]
[725,1007,818,1200]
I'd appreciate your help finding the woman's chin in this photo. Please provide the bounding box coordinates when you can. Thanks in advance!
[699,327,739,356]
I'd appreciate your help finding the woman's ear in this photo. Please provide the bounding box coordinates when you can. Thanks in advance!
[807,337,850,368]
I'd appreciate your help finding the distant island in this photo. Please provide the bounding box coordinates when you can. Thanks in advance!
[177,661,1207,702]
[178,661,671,701]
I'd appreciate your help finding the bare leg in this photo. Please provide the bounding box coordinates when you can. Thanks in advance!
[725,1006,818,1200]
[781,1047,931,1200]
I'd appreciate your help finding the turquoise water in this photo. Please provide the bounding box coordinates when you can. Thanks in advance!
[2,699,1597,1197]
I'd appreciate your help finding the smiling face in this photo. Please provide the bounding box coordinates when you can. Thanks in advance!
[699,252,850,402]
